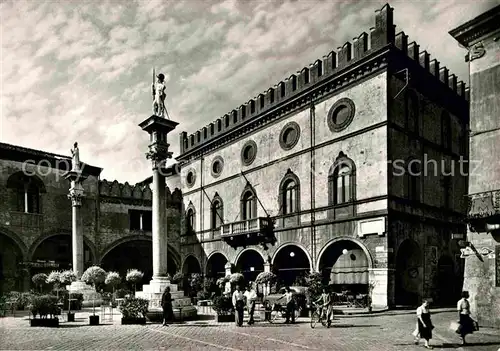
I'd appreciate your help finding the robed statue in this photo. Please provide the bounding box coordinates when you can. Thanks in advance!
[152,70,168,118]
[70,142,80,171]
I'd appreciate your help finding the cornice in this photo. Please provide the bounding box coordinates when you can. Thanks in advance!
[177,47,391,161]
[449,5,500,47]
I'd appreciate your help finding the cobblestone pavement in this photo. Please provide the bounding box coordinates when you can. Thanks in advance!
[1,309,499,351]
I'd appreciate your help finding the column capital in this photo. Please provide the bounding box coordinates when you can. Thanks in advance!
[68,192,83,207]
[146,142,173,170]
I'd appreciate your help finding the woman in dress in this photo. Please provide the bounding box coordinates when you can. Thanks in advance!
[457,291,474,345]
[416,299,434,349]
[161,286,174,326]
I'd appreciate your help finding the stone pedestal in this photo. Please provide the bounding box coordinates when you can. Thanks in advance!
[67,281,102,308]
[135,279,197,319]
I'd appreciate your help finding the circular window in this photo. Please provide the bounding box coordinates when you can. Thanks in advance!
[279,122,301,150]
[185,169,196,188]
[211,156,224,178]
[327,98,355,132]
[241,140,257,166]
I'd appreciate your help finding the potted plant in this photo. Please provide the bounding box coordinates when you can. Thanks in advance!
[29,294,60,327]
[105,272,121,307]
[212,295,235,323]
[32,273,48,293]
[125,269,143,294]
[119,296,149,324]
[46,271,62,299]
[81,266,106,325]
[59,270,77,321]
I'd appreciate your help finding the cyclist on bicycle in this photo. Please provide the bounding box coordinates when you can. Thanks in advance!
[314,287,332,327]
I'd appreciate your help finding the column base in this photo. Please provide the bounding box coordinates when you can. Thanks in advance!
[135,278,196,319]
[67,280,102,307]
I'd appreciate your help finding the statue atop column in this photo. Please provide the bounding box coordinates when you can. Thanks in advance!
[70,142,80,171]
[152,69,169,119]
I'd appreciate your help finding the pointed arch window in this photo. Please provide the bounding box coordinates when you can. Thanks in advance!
[186,206,196,233]
[241,186,257,220]
[279,170,300,215]
[328,152,356,205]
[211,196,223,229]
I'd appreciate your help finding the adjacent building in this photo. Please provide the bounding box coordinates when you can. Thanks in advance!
[172,3,469,308]
[450,4,500,328]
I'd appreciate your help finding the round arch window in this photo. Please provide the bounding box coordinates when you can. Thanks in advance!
[211,156,224,178]
[241,140,257,166]
[186,169,196,188]
[279,122,301,150]
[327,98,356,132]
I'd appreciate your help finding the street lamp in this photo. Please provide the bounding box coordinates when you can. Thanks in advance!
[290,252,295,258]
[342,249,348,255]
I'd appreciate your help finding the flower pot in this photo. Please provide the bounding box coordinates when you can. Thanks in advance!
[30,318,59,327]
[89,315,99,325]
[121,317,147,325]
[215,314,235,323]
[67,312,75,322]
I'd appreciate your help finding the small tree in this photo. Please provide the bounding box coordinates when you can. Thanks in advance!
[59,270,77,313]
[46,271,62,299]
[125,269,143,293]
[171,272,184,285]
[105,272,121,302]
[305,272,323,302]
[190,273,203,296]
[81,266,106,315]
[32,273,48,293]
[228,273,245,291]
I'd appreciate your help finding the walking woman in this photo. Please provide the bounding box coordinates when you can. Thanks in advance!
[232,285,245,327]
[415,299,434,349]
[457,291,475,345]
[161,286,174,326]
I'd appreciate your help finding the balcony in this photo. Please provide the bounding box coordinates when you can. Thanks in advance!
[468,190,500,232]
[221,217,275,248]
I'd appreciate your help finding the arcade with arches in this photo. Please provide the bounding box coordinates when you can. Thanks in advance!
[271,244,311,287]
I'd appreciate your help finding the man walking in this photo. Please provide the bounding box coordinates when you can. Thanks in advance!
[232,285,245,327]
[244,284,257,325]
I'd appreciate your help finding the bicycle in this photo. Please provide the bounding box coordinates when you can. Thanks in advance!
[310,303,330,328]
[263,301,300,324]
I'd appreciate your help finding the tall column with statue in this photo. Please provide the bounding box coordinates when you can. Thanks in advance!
[136,69,197,320]
[65,142,99,306]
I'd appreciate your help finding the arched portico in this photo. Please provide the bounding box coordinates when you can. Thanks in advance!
[182,255,202,275]
[0,229,27,293]
[29,233,96,276]
[235,248,265,283]
[100,236,181,287]
[206,251,228,278]
[271,243,312,286]
[317,237,373,294]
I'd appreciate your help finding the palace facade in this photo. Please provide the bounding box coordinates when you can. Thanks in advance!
[167,4,470,308]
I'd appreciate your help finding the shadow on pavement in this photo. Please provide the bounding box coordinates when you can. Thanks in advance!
[331,324,380,328]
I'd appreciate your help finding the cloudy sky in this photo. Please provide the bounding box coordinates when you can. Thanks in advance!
[1,0,498,184]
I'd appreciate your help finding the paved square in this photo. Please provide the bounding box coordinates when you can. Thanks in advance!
[1,310,499,350]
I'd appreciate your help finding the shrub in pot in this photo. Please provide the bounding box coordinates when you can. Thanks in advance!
[119,296,149,324]
[81,266,107,325]
[105,271,121,305]
[59,270,77,321]
[29,294,60,327]
[125,269,143,293]
[32,273,48,293]
[212,295,234,323]
[46,271,62,299]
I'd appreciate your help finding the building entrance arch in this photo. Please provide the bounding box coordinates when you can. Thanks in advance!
[206,252,228,278]
[317,238,371,294]
[272,243,311,287]
[100,238,178,288]
[235,249,264,283]
[182,255,201,275]
[395,239,422,306]
[30,234,95,277]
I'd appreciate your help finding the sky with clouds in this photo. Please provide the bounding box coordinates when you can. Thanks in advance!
[1,0,498,184]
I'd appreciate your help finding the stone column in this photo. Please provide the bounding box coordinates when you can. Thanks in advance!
[151,161,167,280]
[65,171,87,278]
[263,262,271,273]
